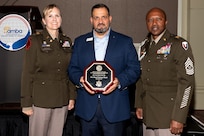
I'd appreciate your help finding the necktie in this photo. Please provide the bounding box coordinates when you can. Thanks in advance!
[150,41,155,48]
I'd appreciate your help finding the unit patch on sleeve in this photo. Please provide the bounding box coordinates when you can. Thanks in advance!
[182,41,188,50]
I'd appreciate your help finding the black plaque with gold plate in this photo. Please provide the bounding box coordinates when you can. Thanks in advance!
[84,61,114,93]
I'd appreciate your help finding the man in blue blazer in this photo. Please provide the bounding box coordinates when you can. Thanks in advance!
[68,3,140,136]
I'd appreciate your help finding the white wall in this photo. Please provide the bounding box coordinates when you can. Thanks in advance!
[180,0,204,109]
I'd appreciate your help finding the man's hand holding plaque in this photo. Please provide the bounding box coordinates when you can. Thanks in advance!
[80,77,119,95]
[83,61,115,93]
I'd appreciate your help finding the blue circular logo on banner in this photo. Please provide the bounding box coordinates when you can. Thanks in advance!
[0,14,32,51]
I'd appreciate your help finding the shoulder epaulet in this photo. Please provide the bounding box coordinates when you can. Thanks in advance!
[170,34,186,41]
[32,31,41,36]
[174,35,186,42]
[61,33,69,38]
[172,35,189,50]
[36,31,41,35]
[62,34,72,41]
[175,35,180,39]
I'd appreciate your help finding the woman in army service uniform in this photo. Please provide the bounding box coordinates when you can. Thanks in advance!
[21,4,76,136]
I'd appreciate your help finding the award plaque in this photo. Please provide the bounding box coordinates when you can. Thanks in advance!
[84,61,114,92]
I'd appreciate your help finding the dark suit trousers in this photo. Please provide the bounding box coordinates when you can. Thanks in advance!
[80,99,125,136]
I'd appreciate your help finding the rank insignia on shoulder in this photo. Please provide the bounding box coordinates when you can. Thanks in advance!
[175,36,180,39]
[36,32,40,35]
[182,41,188,50]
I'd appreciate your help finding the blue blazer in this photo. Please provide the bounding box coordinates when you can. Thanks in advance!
[68,30,140,123]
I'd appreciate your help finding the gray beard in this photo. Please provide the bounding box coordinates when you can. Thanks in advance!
[94,28,108,34]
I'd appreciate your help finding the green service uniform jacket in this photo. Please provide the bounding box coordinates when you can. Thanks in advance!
[135,30,195,128]
[21,29,76,108]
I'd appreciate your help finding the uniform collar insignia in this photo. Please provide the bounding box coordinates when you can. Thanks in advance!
[163,38,167,41]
